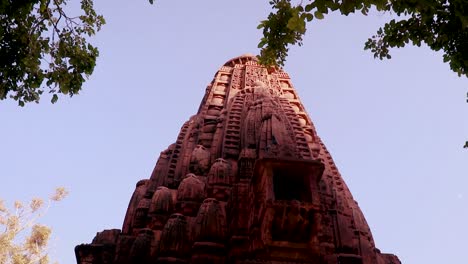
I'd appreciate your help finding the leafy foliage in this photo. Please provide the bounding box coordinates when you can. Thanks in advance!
[0,188,68,264]
[0,0,105,106]
[257,0,468,78]
[257,0,307,66]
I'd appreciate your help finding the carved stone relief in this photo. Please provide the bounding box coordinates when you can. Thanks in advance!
[76,54,400,264]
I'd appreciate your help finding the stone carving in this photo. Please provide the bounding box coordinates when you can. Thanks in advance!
[76,54,400,264]
[176,174,206,217]
[207,105,222,116]
[239,80,297,159]
[207,158,232,186]
[149,187,173,215]
[129,228,153,264]
[177,174,206,202]
[211,94,225,106]
[113,235,135,264]
[219,75,230,82]
[132,197,151,232]
[214,83,227,92]
[189,145,211,175]
[148,186,174,230]
[121,180,148,235]
[158,213,190,262]
[245,65,268,88]
[310,142,321,160]
[194,198,227,243]
[271,200,311,243]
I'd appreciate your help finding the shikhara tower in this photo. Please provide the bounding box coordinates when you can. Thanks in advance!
[76,54,400,264]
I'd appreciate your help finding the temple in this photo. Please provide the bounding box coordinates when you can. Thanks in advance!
[75,54,400,264]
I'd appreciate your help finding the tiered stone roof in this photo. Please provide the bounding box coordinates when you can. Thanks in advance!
[75,55,400,264]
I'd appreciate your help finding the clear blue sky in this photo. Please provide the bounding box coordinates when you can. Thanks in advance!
[1,1,467,263]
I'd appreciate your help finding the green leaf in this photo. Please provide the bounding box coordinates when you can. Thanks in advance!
[257,21,265,29]
[287,16,300,30]
[51,94,58,104]
[314,11,324,20]
[0,0,104,106]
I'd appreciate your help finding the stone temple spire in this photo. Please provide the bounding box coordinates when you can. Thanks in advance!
[75,54,400,264]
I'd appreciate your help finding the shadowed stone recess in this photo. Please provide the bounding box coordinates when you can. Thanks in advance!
[75,54,400,264]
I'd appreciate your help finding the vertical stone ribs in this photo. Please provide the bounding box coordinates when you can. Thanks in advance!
[222,96,244,159]
[76,54,400,264]
[278,97,312,159]
[166,120,190,187]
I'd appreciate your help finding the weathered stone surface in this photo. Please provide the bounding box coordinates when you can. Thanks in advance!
[148,186,174,230]
[158,213,191,262]
[76,54,400,264]
[129,228,153,264]
[121,179,148,235]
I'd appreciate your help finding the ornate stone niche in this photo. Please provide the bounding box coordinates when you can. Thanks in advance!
[251,158,324,258]
[253,158,324,204]
[337,254,364,264]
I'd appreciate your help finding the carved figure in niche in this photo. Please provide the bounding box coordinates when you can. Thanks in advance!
[260,81,295,156]
[242,80,273,149]
[284,200,307,240]
[310,142,321,160]
[242,101,257,150]
[271,200,311,243]
[189,145,211,175]
[240,80,296,158]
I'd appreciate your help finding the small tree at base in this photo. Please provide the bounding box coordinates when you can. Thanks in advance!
[0,187,68,264]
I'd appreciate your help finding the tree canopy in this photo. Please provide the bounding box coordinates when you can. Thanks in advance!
[0,0,104,106]
[0,0,466,110]
[254,0,467,148]
[257,0,468,79]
